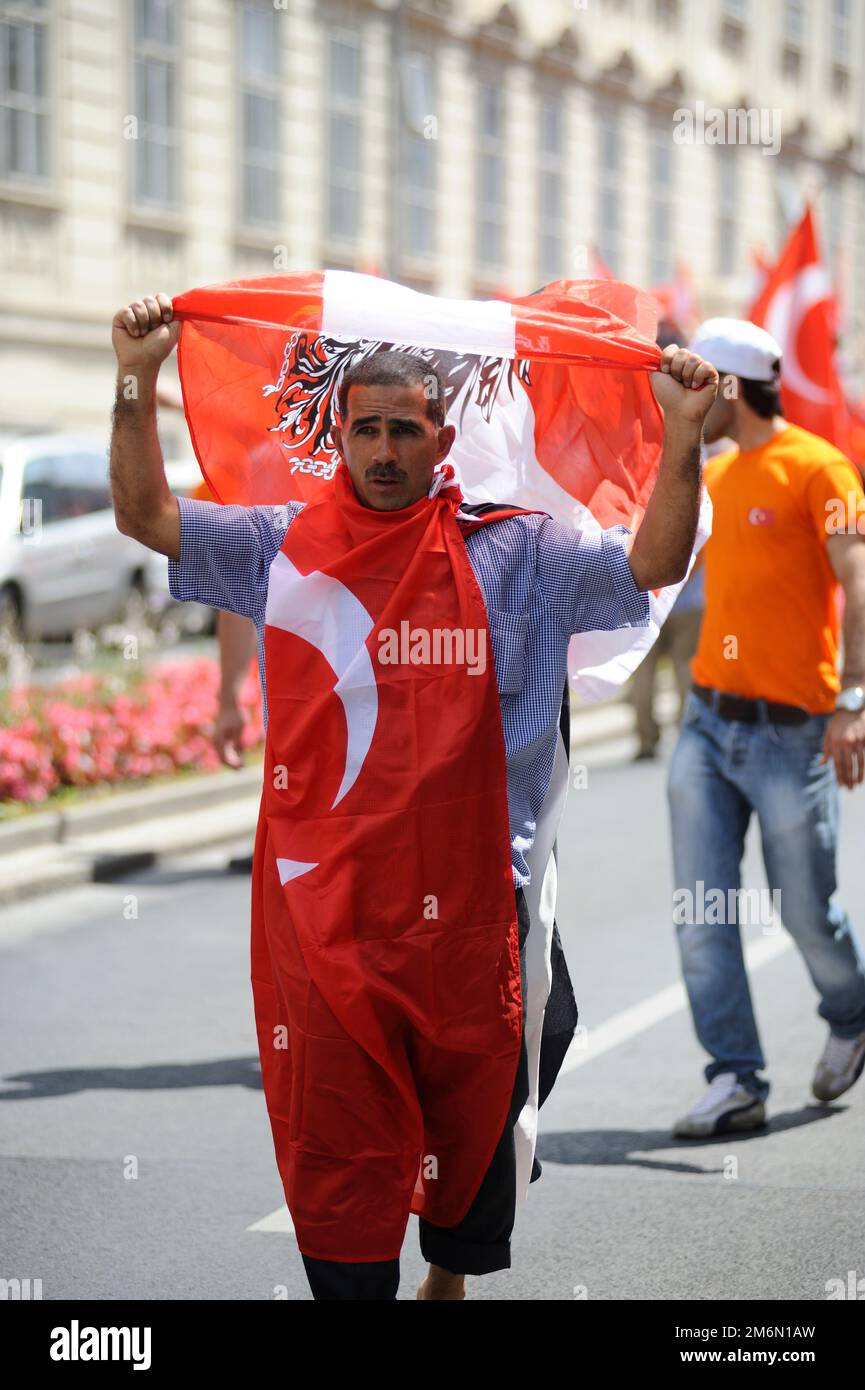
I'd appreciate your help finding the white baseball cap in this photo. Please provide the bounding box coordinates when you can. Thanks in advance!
[688,318,783,382]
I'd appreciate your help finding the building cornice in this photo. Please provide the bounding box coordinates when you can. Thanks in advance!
[535,24,580,81]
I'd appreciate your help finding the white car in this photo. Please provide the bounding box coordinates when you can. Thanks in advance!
[0,433,211,645]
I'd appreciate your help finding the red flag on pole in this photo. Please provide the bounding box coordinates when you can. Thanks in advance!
[748,206,851,454]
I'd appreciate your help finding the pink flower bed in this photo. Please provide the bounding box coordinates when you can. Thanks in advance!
[0,658,264,806]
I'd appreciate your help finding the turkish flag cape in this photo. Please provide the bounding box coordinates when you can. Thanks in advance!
[251,461,530,1260]
[749,206,852,455]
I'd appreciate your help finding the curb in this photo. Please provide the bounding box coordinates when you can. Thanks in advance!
[0,759,264,853]
[0,691,678,909]
[0,793,263,910]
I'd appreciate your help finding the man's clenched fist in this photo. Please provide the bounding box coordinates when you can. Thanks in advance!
[650,344,719,425]
[111,293,179,372]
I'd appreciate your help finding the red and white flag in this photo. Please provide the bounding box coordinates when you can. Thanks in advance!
[172,271,711,699]
[749,206,852,456]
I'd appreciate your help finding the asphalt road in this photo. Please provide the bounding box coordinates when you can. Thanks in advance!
[2,727,864,1301]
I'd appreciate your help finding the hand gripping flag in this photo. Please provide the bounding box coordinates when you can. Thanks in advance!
[172,270,712,702]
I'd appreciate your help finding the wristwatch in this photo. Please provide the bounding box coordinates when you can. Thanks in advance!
[835,685,865,713]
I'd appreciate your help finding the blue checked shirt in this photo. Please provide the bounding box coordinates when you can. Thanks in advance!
[169,495,650,887]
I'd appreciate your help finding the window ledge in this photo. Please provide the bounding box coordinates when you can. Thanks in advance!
[472,272,508,296]
[234,224,283,250]
[125,206,187,236]
[397,254,437,278]
[0,180,61,212]
[322,239,364,269]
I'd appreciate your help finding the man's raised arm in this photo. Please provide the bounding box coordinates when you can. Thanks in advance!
[110,292,181,560]
[626,344,719,590]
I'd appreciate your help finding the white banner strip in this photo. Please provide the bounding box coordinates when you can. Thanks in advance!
[322,269,516,358]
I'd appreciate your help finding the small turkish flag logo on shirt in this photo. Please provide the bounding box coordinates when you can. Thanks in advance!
[748,506,776,527]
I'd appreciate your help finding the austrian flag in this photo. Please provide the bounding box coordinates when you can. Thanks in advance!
[172,270,711,700]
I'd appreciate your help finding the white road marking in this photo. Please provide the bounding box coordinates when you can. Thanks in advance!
[248,927,794,1233]
[247,1204,295,1234]
[560,928,792,1074]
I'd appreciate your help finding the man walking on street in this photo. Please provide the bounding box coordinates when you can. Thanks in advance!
[110,290,717,1298]
[668,318,865,1139]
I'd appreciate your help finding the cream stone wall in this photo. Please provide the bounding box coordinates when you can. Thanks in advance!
[0,0,862,440]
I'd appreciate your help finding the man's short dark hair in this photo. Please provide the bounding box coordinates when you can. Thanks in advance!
[337,350,446,428]
[740,362,782,418]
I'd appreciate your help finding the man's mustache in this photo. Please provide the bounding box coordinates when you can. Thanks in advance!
[366,468,406,481]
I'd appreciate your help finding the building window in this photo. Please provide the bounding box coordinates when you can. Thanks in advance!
[830,0,850,91]
[131,0,180,208]
[716,152,737,277]
[832,66,850,95]
[327,32,362,245]
[654,0,679,25]
[398,50,435,264]
[783,0,804,43]
[597,105,620,275]
[780,0,804,78]
[0,0,50,182]
[720,0,747,53]
[237,1,280,228]
[781,46,801,79]
[538,93,564,282]
[831,0,850,63]
[476,75,505,273]
[648,125,672,285]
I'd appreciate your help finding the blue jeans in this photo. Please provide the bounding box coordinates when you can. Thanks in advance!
[667,690,865,1102]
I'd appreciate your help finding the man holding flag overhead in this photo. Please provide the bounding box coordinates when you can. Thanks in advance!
[109,281,717,1301]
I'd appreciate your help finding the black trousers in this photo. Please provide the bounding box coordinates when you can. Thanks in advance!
[301,888,532,1301]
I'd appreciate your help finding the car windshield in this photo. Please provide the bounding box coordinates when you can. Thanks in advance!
[21,452,111,525]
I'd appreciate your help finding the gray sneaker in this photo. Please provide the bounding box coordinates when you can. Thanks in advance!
[673,1071,766,1138]
[812,1028,865,1102]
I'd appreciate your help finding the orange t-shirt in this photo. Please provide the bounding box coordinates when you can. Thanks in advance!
[691,423,864,713]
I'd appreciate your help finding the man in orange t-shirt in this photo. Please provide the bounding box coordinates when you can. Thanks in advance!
[667,319,865,1138]
[692,427,861,714]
